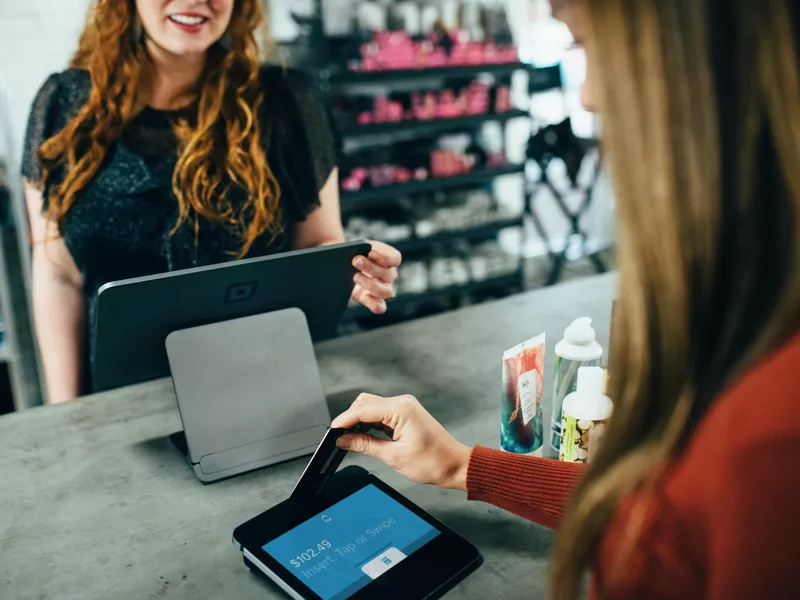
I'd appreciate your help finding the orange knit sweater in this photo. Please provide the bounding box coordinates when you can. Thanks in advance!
[466,331,800,599]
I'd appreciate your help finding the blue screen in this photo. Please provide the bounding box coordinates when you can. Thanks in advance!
[263,484,440,600]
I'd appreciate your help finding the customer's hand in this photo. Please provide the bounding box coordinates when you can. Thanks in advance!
[352,241,401,314]
[332,393,472,491]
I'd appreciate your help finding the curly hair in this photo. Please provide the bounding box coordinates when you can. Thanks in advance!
[39,0,281,257]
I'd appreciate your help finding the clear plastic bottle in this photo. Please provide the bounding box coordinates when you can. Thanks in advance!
[550,317,603,454]
[559,366,613,464]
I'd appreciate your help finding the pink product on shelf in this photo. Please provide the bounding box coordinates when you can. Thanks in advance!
[370,165,396,187]
[395,167,412,183]
[465,82,490,115]
[495,86,512,113]
[486,153,507,168]
[498,46,520,63]
[427,47,448,67]
[437,90,463,119]
[368,31,417,71]
[342,166,369,191]
[374,96,389,122]
[357,111,373,125]
[483,43,500,64]
[414,168,428,180]
[431,150,475,178]
[342,177,362,191]
[386,101,404,122]
[412,92,438,121]
[361,56,379,71]
[353,30,519,72]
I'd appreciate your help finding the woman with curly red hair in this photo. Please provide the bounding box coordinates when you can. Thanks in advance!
[23,0,401,404]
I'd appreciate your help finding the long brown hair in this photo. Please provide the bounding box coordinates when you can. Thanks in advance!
[39,0,280,256]
[551,0,800,598]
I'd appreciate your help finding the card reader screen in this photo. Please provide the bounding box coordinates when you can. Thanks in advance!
[263,484,440,600]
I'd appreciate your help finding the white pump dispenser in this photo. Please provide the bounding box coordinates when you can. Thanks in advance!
[555,317,604,362]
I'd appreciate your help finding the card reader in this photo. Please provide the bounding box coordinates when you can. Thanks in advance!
[233,430,483,599]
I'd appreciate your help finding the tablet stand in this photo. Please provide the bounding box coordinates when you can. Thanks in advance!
[165,308,331,483]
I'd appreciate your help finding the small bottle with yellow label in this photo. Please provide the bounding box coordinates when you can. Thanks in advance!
[559,367,613,464]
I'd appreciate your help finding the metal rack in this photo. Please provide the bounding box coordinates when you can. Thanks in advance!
[523,66,608,285]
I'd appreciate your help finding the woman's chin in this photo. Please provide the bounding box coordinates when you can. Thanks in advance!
[148,38,217,61]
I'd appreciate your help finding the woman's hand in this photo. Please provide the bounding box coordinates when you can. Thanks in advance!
[332,393,473,491]
[351,241,402,314]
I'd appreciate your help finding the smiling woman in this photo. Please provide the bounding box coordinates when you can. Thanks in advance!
[22,0,402,404]
[137,0,234,56]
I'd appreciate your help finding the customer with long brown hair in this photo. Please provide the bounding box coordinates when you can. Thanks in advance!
[332,0,800,598]
[23,0,400,404]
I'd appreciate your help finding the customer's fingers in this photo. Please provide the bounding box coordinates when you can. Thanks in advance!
[355,273,394,300]
[368,241,402,268]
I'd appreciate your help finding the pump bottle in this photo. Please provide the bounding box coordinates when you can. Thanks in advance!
[550,317,603,453]
[559,366,613,464]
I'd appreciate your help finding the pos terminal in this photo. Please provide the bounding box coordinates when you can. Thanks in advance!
[233,429,483,599]
[92,241,371,482]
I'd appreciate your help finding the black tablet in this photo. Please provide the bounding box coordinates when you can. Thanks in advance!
[92,240,371,392]
[233,466,482,600]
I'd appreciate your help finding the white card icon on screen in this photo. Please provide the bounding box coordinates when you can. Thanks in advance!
[361,548,407,580]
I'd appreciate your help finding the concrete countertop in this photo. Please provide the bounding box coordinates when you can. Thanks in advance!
[0,274,616,600]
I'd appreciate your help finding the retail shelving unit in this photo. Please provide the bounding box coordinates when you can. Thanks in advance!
[333,61,530,328]
[283,3,571,332]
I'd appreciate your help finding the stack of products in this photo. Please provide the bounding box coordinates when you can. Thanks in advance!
[341,149,506,191]
[344,190,519,242]
[350,30,518,72]
[346,82,513,126]
[394,242,520,297]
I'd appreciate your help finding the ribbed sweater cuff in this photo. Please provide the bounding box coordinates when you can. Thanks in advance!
[466,446,584,530]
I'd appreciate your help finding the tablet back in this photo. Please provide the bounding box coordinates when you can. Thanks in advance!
[93,240,370,392]
[166,308,330,482]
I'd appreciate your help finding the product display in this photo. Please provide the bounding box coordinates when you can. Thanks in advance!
[550,317,604,453]
[324,2,527,332]
[501,334,546,455]
[350,30,518,73]
[340,151,506,191]
[342,82,513,128]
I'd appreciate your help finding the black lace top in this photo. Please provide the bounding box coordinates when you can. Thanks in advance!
[22,66,337,390]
